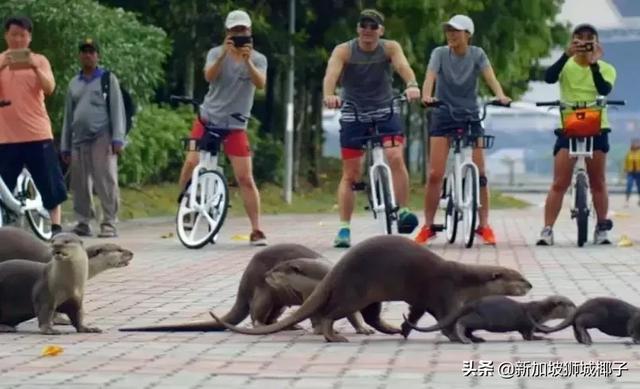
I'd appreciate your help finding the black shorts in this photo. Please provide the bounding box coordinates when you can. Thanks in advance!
[429,113,484,137]
[553,129,610,156]
[0,140,67,210]
[339,114,404,159]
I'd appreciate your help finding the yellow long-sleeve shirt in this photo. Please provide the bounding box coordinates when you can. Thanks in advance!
[624,150,640,173]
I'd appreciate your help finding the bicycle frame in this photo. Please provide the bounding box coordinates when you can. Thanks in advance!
[449,142,481,211]
[368,142,397,220]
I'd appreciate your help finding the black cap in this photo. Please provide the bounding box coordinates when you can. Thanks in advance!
[79,37,99,52]
[359,9,384,25]
[573,23,598,36]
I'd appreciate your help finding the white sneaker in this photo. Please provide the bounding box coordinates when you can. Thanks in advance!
[536,226,554,246]
[594,229,611,245]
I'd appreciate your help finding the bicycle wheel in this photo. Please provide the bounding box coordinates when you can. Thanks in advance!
[444,173,459,243]
[176,170,229,249]
[575,174,589,247]
[373,168,394,235]
[20,173,52,241]
[461,166,478,248]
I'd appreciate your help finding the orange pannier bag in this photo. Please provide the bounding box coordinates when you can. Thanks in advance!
[560,108,602,137]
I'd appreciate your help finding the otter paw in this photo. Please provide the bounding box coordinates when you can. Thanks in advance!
[77,326,102,333]
[356,326,375,335]
[40,327,62,335]
[326,334,349,343]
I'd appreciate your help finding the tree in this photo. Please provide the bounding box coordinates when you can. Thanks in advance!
[0,0,171,135]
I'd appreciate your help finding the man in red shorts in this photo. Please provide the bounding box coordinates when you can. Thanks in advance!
[177,10,268,246]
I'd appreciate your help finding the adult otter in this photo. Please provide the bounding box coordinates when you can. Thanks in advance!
[403,295,576,343]
[530,297,640,345]
[0,226,133,278]
[209,235,532,342]
[0,233,100,334]
[120,244,371,334]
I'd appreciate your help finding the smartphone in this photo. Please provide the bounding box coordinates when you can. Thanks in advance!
[230,35,252,48]
[8,48,31,69]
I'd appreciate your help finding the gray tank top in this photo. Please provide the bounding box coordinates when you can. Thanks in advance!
[340,39,393,114]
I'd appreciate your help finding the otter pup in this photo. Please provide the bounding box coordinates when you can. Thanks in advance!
[403,295,576,343]
[530,297,640,345]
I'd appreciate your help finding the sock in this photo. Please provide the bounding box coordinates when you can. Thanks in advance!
[339,221,350,230]
[399,207,410,215]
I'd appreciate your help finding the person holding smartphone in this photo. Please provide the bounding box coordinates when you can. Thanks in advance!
[0,16,66,236]
[177,9,269,246]
[536,23,617,246]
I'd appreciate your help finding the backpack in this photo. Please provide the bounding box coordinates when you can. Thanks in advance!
[101,70,136,134]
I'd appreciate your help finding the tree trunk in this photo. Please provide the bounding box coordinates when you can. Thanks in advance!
[183,0,197,97]
[293,80,307,191]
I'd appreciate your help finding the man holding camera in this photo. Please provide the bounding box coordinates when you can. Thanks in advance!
[536,23,617,246]
[177,9,268,246]
[0,16,67,236]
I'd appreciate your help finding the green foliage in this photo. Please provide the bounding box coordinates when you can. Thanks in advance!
[118,104,193,186]
[0,0,171,135]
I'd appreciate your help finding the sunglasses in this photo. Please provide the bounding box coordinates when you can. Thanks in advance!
[359,21,379,30]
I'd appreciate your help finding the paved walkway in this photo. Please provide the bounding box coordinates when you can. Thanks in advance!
[2,193,640,388]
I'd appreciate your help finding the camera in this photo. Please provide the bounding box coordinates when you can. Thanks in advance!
[578,42,594,52]
[230,36,252,48]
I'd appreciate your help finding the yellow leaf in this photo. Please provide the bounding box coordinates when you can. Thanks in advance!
[618,235,633,247]
[231,234,249,241]
[41,345,63,357]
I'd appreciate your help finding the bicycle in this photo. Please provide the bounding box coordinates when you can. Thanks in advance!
[172,95,230,249]
[425,99,509,248]
[536,98,625,247]
[342,95,408,235]
[0,100,52,240]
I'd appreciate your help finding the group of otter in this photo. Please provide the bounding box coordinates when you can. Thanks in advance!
[0,226,133,334]
[2,226,639,345]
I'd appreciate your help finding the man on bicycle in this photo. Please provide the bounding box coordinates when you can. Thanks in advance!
[536,23,617,246]
[415,14,511,246]
[177,10,268,246]
[323,9,420,248]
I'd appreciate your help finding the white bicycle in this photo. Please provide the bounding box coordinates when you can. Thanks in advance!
[343,95,408,235]
[0,100,51,240]
[173,96,230,249]
[536,98,625,247]
[426,100,508,248]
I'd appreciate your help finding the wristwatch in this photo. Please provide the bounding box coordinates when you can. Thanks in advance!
[406,80,419,88]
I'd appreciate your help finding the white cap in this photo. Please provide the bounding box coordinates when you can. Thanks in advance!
[444,14,474,35]
[225,10,252,29]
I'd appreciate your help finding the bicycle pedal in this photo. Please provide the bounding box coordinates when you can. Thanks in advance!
[432,224,445,232]
[351,182,367,191]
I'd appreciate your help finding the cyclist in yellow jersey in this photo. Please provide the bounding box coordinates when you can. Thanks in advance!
[537,24,617,246]
[624,139,640,206]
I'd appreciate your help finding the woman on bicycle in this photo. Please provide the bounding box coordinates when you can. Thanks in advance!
[415,14,511,245]
[536,23,617,246]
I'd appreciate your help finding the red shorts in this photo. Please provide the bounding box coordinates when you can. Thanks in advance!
[189,118,252,157]
[341,135,404,159]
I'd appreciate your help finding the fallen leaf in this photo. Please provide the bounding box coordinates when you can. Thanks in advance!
[41,345,63,357]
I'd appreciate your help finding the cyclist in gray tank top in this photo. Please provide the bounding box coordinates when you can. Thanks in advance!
[415,14,511,247]
[322,8,421,248]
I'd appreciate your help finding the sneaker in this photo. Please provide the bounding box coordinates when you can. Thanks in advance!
[397,209,419,234]
[536,226,554,246]
[475,225,497,245]
[51,224,63,237]
[250,230,268,246]
[414,225,436,245]
[97,223,118,238]
[333,228,351,248]
[72,222,92,237]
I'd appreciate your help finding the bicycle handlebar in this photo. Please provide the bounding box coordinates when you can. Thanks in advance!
[535,99,626,108]
[0,100,11,108]
[341,94,408,125]
[424,99,510,123]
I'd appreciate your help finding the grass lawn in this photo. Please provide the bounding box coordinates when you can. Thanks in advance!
[61,181,530,222]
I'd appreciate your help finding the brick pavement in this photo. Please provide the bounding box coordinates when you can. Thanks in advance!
[2,193,640,388]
